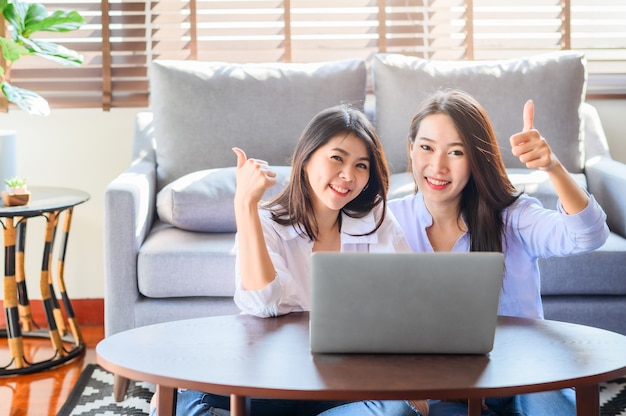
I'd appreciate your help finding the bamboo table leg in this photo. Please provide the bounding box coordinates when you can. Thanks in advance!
[15,219,35,332]
[55,208,82,345]
[2,217,26,369]
[40,210,66,358]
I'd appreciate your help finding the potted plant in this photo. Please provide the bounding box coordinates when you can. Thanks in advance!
[2,175,29,205]
[0,0,84,116]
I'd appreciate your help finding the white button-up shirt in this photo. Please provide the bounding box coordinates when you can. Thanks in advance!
[234,205,411,317]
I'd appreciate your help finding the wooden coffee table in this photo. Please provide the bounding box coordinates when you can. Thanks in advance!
[96,312,626,416]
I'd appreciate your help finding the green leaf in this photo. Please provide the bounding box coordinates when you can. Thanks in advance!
[26,9,84,34]
[0,37,29,62]
[1,0,84,115]
[1,81,50,116]
[3,1,29,36]
[18,37,83,65]
[4,176,27,187]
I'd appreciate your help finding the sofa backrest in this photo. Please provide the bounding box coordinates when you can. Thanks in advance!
[372,51,588,174]
[150,59,367,190]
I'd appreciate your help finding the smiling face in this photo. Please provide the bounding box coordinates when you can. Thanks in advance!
[409,113,471,209]
[304,132,371,217]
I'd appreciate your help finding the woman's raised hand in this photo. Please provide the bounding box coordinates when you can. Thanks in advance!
[510,100,558,172]
[233,147,277,207]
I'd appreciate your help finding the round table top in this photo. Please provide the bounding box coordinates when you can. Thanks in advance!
[96,313,626,401]
[0,186,90,217]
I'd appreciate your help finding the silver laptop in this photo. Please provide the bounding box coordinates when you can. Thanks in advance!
[310,252,504,354]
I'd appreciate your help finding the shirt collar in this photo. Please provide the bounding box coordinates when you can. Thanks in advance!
[416,192,468,230]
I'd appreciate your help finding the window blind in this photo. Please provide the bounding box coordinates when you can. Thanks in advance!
[5,0,625,111]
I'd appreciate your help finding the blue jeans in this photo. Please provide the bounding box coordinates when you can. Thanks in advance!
[174,389,423,416]
[318,400,421,415]
[428,389,576,416]
[175,389,347,416]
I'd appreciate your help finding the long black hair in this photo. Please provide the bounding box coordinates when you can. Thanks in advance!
[267,104,390,241]
[408,90,520,252]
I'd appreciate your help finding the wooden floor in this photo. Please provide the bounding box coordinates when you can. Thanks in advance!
[0,324,104,416]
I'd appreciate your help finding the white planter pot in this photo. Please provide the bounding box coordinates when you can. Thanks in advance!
[0,130,17,184]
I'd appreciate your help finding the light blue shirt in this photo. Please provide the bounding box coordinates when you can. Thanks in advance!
[389,192,609,319]
[234,204,411,317]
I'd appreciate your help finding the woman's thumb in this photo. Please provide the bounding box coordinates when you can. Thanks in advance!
[232,147,247,168]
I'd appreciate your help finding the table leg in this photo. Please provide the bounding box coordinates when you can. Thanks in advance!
[114,374,131,402]
[55,208,83,345]
[40,211,65,357]
[231,394,251,416]
[467,397,483,416]
[576,384,599,416]
[15,219,34,332]
[2,217,25,368]
[156,385,177,416]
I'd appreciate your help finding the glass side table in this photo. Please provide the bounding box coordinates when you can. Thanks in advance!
[0,186,90,375]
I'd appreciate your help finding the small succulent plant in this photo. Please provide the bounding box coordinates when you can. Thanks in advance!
[4,176,27,193]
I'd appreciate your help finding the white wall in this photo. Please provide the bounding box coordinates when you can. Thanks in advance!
[1,101,625,300]
[1,108,139,300]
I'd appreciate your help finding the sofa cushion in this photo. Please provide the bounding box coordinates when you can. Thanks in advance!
[138,222,237,298]
[157,166,291,233]
[540,233,626,297]
[372,51,587,174]
[150,58,367,190]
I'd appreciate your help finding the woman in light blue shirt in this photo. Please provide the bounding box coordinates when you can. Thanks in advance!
[388,90,609,416]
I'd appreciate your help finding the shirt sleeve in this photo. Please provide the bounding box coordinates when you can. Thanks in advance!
[233,210,307,317]
[511,193,609,258]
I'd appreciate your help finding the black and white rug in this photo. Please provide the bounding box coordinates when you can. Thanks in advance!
[57,364,155,416]
[58,364,626,416]
[601,378,626,416]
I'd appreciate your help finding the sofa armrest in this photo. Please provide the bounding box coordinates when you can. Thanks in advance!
[103,156,157,336]
[586,156,626,238]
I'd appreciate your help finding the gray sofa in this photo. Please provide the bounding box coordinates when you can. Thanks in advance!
[104,51,626,341]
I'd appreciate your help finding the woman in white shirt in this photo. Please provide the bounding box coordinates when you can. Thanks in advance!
[171,105,425,416]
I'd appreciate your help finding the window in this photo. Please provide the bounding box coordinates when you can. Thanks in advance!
[7,0,626,110]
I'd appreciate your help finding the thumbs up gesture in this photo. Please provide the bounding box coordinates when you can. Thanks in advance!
[233,147,277,207]
[510,100,558,171]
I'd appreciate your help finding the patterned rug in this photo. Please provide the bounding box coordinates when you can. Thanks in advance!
[58,364,626,415]
[56,364,155,416]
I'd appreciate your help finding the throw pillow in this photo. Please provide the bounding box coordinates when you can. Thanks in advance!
[150,58,367,191]
[372,51,588,174]
[157,166,292,233]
